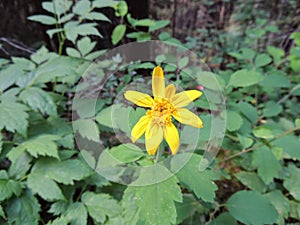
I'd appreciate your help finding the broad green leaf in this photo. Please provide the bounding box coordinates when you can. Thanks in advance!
[210,212,237,225]
[0,101,28,136]
[265,190,290,219]
[77,37,96,56]
[73,0,90,16]
[8,135,60,162]
[171,153,217,202]
[0,205,5,219]
[253,126,275,139]
[27,173,65,201]
[196,71,225,90]
[109,144,144,163]
[111,24,126,45]
[263,101,283,117]
[229,69,263,87]
[295,118,300,127]
[32,158,92,185]
[149,20,170,32]
[28,15,57,25]
[267,46,284,64]
[66,47,81,58]
[228,48,255,60]
[6,190,41,225]
[237,101,258,123]
[65,202,87,225]
[226,190,278,225]
[124,166,182,225]
[273,135,300,160]
[226,110,243,132]
[252,147,281,184]
[254,53,272,67]
[122,188,140,225]
[116,1,128,17]
[85,12,111,22]
[260,74,291,88]
[20,87,57,116]
[235,171,266,193]
[73,119,100,142]
[283,164,300,201]
[0,178,22,201]
[82,192,121,223]
[49,201,68,216]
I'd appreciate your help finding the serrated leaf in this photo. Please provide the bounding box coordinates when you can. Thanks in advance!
[82,192,121,223]
[8,152,32,180]
[171,153,217,202]
[28,173,65,201]
[0,101,28,136]
[263,101,283,117]
[124,165,182,225]
[32,158,92,185]
[42,0,72,17]
[65,202,87,225]
[20,87,57,116]
[226,110,243,131]
[235,171,266,193]
[6,190,41,225]
[226,190,278,225]
[73,119,100,142]
[254,53,272,67]
[229,69,263,87]
[49,201,68,216]
[252,147,281,185]
[28,15,57,25]
[283,164,300,201]
[0,178,22,201]
[111,24,126,45]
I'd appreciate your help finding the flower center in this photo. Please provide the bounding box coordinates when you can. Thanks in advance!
[147,98,175,126]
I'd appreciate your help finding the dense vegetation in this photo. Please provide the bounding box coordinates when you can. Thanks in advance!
[0,0,299,225]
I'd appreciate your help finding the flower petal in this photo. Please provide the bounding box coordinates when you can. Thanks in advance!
[173,108,203,128]
[171,90,202,108]
[163,122,179,155]
[152,66,165,98]
[124,90,154,108]
[145,122,163,155]
[131,115,151,143]
[165,84,176,99]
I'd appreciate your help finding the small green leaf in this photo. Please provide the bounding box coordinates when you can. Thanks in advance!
[267,46,284,64]
[65,202,87,225]
[6,190,41,225]
[283,164,300,201]
[82,192,121,223]
[178,57,189,69]
[66,47,81,57]
[0,178,23,201]
[134,19,155,27]
[254,53,272,67]
[253,126,275,139]
[116,1,128,17]
[226,110,243,132]
[28,15,57,25]
[111,24,126,45]
[263,101,283,117]
[73,119,100,142]
[171,153,217,202]
[73,0,90,16]
[237,101,258,123]
[252,147,281,185]
[226,190,278,225]
[149,20,170,32]
[92,0,118,8]
[176,195,203,224]
[235,171,266,193]
[77,37,96,56]
[85,12,111,22]
[229,69,263,87]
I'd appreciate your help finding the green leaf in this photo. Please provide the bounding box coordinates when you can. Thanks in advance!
[6,190,41,225]
[92,0,118,8]
[235,171,266,193]
[8,135,60,162]
[65,202,87,225]
[77,37,96,56]
[49,201,68,216]
[109,144,144,163]
[237,134,254,148]
[260,74,291,88]
[32,158,92,185]
[27,173,65,201]
[149,20,170,32]
[226,110,243,132]
[82,192,121,223]
[66,47,81,58]
[28,15,57,25]
[111,24,126,45]
[176,195,204,224]
[65,22,102,43]
[196,71,225,90]
[73,0,90,16]
[237,101,258,123]
[295,118,300,127]
[178,57,189,69]
[283,164,300,201]
[265,190,290,219]
[0,101,28,136]
[20,87,57,116]
[252,147,281,185]
[171,153,217,202]
[42,0,72,17]
[0,205,5,219]
[210,212,237,225]
[123,165,182,225]
[263,101,283,117]
[0,178,22,201]
[85,12,111,22]
[254,53,272,67]
[229,48,256,60]
[229,69,263,87]
[8,152,32,180]
[134,19,155,27]
[253,126,275,139]
[226,190,278,225]
[73,119,100,142]
[116,1,128,17]
[267,46,284,64]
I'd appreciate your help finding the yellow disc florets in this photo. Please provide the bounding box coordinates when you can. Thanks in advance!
[147,98,175,126]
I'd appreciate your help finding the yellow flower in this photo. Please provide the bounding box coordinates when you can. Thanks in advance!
[124,66,203,155]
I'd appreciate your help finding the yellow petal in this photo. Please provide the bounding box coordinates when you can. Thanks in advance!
[131,115,151,143]
[124,90,154,108]
[173,108,203,128]
[171,90,202,108]
[152,66,165,98]
[145,122,163,155]
[165,84,176,99]
[163,122,179,155]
